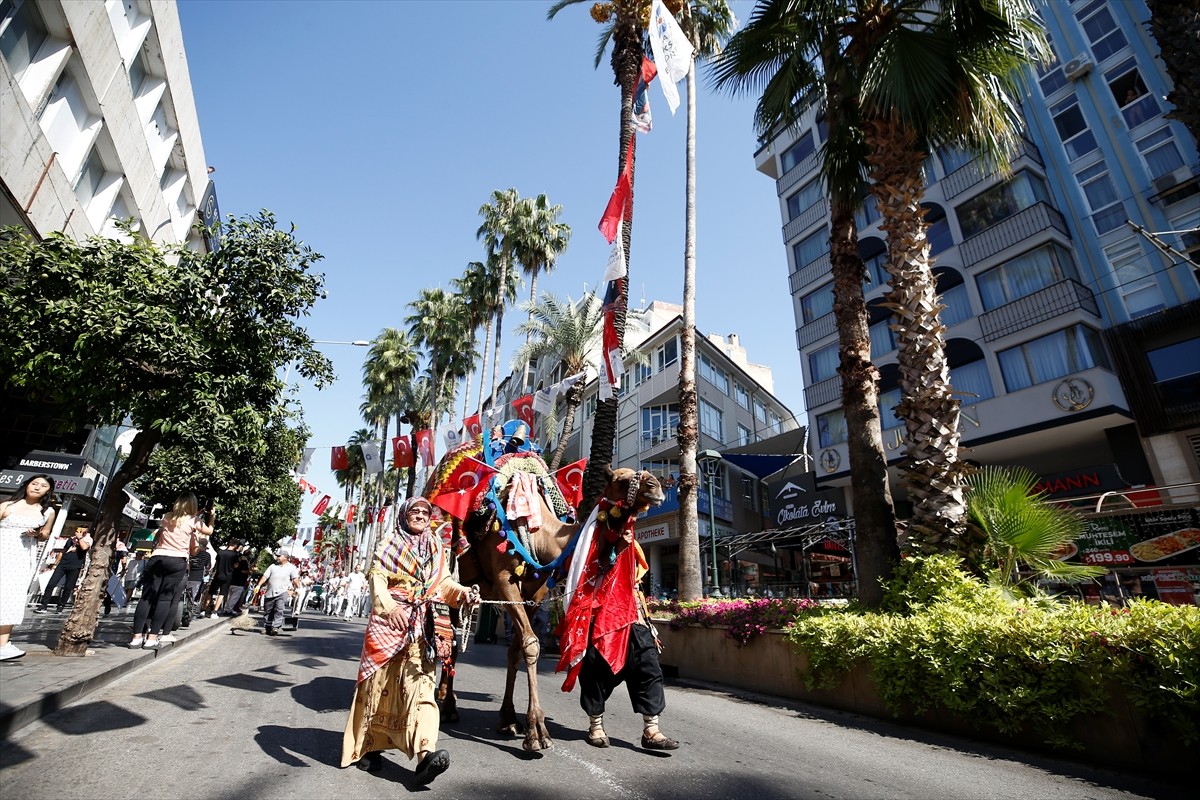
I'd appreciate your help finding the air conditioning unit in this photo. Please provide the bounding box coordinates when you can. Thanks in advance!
[1063,54,1093,80]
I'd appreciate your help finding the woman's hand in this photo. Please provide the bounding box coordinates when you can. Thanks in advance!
[465,585,481,608]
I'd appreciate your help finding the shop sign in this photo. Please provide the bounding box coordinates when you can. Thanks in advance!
[1035,464,1125,498]
[4,451,87,477]
[0,470,94,497]
[636,522,671,545]
[768,473,847,527]
[1150,569,1197,606]
[1068,508,1200,567]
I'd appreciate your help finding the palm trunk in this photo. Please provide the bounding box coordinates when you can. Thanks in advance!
[677,57,702,602]
[865,117,966,554]
[521,269,540,393]
[55,428,161,656]
[490,255,509,407]
[407,420,419,499]
[477,317,493,417]
[549,380,585,471]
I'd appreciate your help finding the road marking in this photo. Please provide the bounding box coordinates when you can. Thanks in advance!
[552,745,648,800]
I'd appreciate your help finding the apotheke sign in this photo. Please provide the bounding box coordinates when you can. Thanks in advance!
[636,522,671,544]
[769,472,847,527]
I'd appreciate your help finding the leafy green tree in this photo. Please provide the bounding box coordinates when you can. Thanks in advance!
[0,213,333,655]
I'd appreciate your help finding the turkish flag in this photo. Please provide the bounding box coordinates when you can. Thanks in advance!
[298,478,309,493]
[555,458,588,510]
[431,456,497,521]
[463,413,482,439]
[313,494,332,516]
[307,483,318,494]
[512,394,536,434]
[598,136,636,244]
[314,526,323,545]
[392,435,414,468]
[331,446,349,470]
[346,504,357,524]
[414,429,435,466]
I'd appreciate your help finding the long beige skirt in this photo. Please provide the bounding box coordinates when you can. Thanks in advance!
[341,640,441,767]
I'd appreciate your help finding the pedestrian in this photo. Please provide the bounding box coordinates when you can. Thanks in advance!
[227,547,252,613]
[35,526,92,613]
[255,550,301,636]
[555,490,680,751]
[186,536,212,603]
[122,550,146,610]
[341,497,479,783]
[0,475,58,661]
[127,494,214,650]
[344,565,367,620]
[208,538,241,616]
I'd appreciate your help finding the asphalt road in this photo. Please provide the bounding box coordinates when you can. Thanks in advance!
[0,613,1183,800]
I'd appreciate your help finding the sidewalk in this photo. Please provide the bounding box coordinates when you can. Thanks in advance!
[0,606,229,738]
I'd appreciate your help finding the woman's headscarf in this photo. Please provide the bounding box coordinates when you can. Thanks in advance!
[397,496,433,534]
[376,496,436,580]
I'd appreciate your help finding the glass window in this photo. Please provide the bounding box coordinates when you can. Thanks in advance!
[950,359,995,402]
[734,383,749,410]
[769,411,782,433]
[641,404,679,445]
[741,474,758,509]
[1106,237,1164,318]
[0,0,48,79]
[1076,162,1125,235]
[74,145,105,209]
[938,272,972,327]
[584,394,596,419]
[809,343,839,382]
[938,147,975,175]
[801,282,834,324]
[817,408,847,447]
[1136,128,1185,180]
[1050,97,1098,161]
[997,325,1110,391]
[793,227,828,270]
[1105,58,1159,128]
[924,204,953,256]
[737,424,752,447]
[1146,339,1200,401]
[1039,65,1068,97]
[780,130,816,174]
[976,244,1080,310]
[128,49,148,96]
[632,361,652,386]
[1077,0,1128,63]
[854,192,880,230]
[878,386,902,430]
[956,172,1051,238]
[656,337,678,370]
[641,459,679,486]
[699,353,729,394]
[861,238,888,289]
[754,398,767,424]
[699,398,723,441]
[786,180,823,221]
[870,317,897,358]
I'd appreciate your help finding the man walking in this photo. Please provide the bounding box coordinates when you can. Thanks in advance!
[209,539,241,616]
[344,565,367,620]
[255,550,301,636]
[36,528,92,613]
[227,547,252,613]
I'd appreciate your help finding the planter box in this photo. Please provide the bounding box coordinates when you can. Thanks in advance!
[656,623,1197,779]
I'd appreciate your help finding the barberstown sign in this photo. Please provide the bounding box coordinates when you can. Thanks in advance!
[4,450,87,477]
[768,472,847,527]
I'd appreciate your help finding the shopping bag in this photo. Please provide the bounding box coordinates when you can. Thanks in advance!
[106,574,127,608]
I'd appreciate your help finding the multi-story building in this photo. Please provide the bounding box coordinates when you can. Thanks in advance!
[757,0,1199,521]
[504,300,799,593]
[1,0,213,539]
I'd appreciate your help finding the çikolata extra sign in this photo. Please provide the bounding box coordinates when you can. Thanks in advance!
[768,472,847,527]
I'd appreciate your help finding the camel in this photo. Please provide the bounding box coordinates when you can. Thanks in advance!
[430,454,664,753]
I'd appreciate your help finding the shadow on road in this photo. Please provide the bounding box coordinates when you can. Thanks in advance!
[292,675,355,713]
[254,723,342,768]
[0,739,36,771]
[205,672,293,694]
[40,699,146,736]
[134,683,208,711]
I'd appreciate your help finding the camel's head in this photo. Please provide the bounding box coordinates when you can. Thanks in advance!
[604,466,666,514]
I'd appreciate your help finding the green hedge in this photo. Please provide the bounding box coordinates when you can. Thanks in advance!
[785,556,1200,748]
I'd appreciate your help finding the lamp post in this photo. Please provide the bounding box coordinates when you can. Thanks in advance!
[698,449,723,598]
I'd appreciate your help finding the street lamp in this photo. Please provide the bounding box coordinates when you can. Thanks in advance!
[698,449,723,598]
[283,339,370,384]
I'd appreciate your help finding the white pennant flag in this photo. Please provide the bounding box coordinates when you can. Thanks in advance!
[602,237,626,282]
[648,0,694,114]
[559,370,587,394]
[532,386,556,415]
[299,447,315,475]
[360,442,383,474]
[444,427,461,450]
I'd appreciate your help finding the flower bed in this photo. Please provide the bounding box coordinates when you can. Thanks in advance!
[651,597,821,645]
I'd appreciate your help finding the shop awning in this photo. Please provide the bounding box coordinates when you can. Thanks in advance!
[719,453,801,480]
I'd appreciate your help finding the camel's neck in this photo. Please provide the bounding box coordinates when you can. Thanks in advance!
[531,513,581,565]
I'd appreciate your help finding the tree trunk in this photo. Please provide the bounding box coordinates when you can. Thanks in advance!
[54,428,161,656]
[865,117,966,555]
[477,317,493,418]
[520,269,540,393]
[490,254,510,408]
[407,420,419,500]
[549,380,585,472]
[677,57,702,603]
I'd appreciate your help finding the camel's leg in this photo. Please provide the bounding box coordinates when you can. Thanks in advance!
[496,579,526,737]
[519,621,552,751]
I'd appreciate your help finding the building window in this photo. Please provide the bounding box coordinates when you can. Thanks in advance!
[781,130,816,174]
[854,192,880,230]
[868,300,897,358]
[128,48,148,96]
[734,383,749,410]
[997,325,1110,392]
[1146,338,1200,404]
[1050,96,1098,162]
[793,227,827,270]
[937,268,972,327]
[1105,237,1164,318]
[641,404,679,447]
[1039,64,1068,97]
[584,394,597,419]
[74,144,106,210]
[1077,0,1129,64]
[656,337,678,371]
[641,459,679,487]
[768,411,782,434]
[861,237,888,289]
[754,398,768,425]
[737,423,752,447]
[956,172,1050,238]
[1076,162,1125,235]
[741,475,759,510]
[924,203,953,255]
[800,282,834,324]
[938,147,975,175]
[632,361,652,386]
[817,408,848,447]
[809,343,839,382]
[786,179,822,222]
[1105,58,1160,129]
[1135,128,1185,180]
[0,0,49,80]
[698,353,729,394]
[877,365,902,430]
[699,398,723,441]
[947,339,995,402]
[976,243,1080,310]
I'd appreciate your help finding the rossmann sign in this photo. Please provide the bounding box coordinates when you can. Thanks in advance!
[768,472,847,527]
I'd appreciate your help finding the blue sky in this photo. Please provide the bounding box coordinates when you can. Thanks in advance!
[177,0,802,521]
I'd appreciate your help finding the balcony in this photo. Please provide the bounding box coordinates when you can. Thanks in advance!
[639,426,678,453]
[783,199,828,243]
[941,139,1043,200]
[796,311,837,349]
[959,203,1069,266]
[804,374,842,410]
[789,252,832,295]
[978,279,1100,342]
[776,149,822,195]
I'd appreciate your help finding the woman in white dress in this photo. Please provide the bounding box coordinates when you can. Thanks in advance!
[0,474,58,661]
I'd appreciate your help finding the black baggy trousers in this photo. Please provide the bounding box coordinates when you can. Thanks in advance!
[578,623,666,717]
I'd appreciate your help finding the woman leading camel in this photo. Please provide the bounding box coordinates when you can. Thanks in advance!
[0,475,58,661]
[341,496,479,784]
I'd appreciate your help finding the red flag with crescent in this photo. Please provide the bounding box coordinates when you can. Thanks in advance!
[392,435,414,468]
[463,413,483,439]
[314,526,323,545]
[414,429,435,466]
[512,394,536,434]
[313,494,332,516]
[555,458,588,510]
[331,446,349,470]
[346,504,357,524]
[298,478,309,493]
[431,456,497,521]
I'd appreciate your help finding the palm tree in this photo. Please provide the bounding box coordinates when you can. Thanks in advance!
[512,293,604,470]
[548,0,650,513]
[1145,0,1200,145]
[405,287,467,428]
[476,188,527,407]
[452,260,494,423]
[513,194,572,392]
[676,0,736,602]
[398,375,433,498]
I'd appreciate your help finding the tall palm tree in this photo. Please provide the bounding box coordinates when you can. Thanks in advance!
[513,193,572,392]
[405,287,467,429]
[398,375,433,499]
[476,188,527,408]
[452,260,494,423]
[676,0,736,602]
[548,0,650,513]
[512,292,604,470]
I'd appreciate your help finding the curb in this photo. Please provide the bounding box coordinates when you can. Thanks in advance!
[0,617,230,739]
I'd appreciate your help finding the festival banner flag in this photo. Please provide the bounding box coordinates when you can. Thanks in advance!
[330,446,349,471]
[314,526,323,545]
[555,458,588,509]
[598,169,631,245]
[648,0,694,114]
[360,442,383,474]
[633,55,657,133]
[414,429,435,466]
[512,394,536,432]
[299,447,315,474]
[532,385,556,416]
[313,494,332,516]
[308,482,318,494]
[602,236,627,283]
[430,456,497,521]
[392,435,414,468]
[346,504,357,524]
[444,427,461,450]
[463,413,483,439]
[298,478,310,493]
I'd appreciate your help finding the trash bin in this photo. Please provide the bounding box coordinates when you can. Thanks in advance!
[474,604,497,644]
